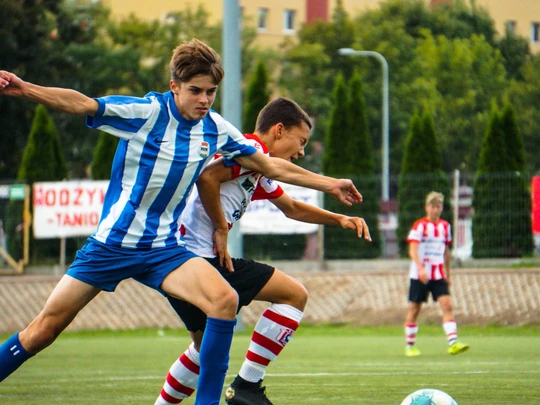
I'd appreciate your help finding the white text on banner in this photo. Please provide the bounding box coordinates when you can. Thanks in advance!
[33,181,109,239]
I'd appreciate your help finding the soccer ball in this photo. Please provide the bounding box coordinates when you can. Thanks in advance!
[400,388,458,405]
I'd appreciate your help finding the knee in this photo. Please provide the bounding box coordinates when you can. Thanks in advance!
[441,302,453,313]
[21,317,62,353]
[294,283,309,311]
[211,287,239,319]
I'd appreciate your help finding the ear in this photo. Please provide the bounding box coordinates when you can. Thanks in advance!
[273,123,284,139]
[170,80,178,93]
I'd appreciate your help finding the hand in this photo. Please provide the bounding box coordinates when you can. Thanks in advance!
[0,71,25,97]
[446,275,452,286]
[418,266,429,284]
[212,228,234,272]
[340,216,372,241]
[332,179,363,206]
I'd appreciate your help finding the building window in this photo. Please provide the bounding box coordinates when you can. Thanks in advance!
[258,8,268,31]
[506,20,516,34]
[284,9,296,33]
[532,22,540,43]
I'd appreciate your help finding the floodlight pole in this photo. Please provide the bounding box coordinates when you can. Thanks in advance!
[338,48,390,202]
[222,0,243,259]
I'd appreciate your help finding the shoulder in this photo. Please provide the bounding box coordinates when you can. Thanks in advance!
[243,134,268,154]
[411,218,427,230]
[207,111,242,137]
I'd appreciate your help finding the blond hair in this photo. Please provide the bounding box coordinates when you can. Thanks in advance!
[425,191,444,205]
[170,39,224,84]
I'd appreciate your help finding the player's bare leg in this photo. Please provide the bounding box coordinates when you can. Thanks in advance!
[404,302,422,357]
[161,258,239,405]
[438,295,469,355]
[0,275,101,381]
[156,270,306,405]
[161,257,238,320]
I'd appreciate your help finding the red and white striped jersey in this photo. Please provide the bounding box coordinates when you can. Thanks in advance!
[407,218,452,280]
[180,134,283,257]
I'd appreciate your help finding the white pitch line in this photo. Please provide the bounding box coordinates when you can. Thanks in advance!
[44,368,540,384]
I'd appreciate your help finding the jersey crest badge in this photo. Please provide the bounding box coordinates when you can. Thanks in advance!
[199,141,209,158]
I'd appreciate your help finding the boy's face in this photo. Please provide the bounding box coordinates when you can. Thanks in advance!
[425,201,443,220]
[268,122,310,162]
[170,75,218,121]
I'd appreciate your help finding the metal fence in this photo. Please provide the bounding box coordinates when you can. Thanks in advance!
[243,171,538,261]
[0,172,538,273]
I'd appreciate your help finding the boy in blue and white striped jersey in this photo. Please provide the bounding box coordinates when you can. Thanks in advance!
[0,39,362,404]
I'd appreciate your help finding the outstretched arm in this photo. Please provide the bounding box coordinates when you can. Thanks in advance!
[270,193,371,241]
[0,70,98,116]
[234,151,362,206]
[196,158,234,271]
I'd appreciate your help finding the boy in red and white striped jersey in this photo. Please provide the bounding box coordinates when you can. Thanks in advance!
[404,191,469,357]
[155,98,371,405]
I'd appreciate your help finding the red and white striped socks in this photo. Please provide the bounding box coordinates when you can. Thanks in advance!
[155,343,200,405]
[443,320,458,345]
[239,303,303,383]
[405,323,418,347]
[155,304,303,404]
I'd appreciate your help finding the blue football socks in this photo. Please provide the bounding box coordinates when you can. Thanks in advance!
[0,333,34,382]
[194,317,236,405]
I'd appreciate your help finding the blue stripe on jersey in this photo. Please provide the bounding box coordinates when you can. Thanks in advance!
[106,102,171,246]
[162,118,220,247]
[98,139,128,229]
[87,97,151,134]
[137,117,193,248]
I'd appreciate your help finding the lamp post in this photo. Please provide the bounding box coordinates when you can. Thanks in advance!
[222,0,243,259]
[338,48,390,202]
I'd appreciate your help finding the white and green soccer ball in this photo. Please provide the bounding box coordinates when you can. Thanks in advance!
[401,388,458,405]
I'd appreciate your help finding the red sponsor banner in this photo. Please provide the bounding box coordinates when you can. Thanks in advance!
[532,176,540,235]
[33,181,109,239]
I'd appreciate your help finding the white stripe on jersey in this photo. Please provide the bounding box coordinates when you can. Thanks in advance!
[93,101,161,244]
[407,218,451,280]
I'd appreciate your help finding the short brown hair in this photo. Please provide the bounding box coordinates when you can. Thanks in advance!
[170,39,224,84]
[255,97,312,134]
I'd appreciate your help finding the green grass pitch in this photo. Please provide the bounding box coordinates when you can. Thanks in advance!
[1,325,539,404]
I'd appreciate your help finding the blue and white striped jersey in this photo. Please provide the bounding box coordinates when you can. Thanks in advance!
[86,91,257,249]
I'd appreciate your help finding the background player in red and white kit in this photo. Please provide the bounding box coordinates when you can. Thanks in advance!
[404,191,469,357]
[155,98,371,405]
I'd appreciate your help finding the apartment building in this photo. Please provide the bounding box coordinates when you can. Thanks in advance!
[102,0,540,52]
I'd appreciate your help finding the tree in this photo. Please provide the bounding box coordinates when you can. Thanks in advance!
[322,73,349,176]
[412,33,507,172]
[344,71,381,258]
[496,27,530,81]
[397,109,451,257]
[243,60,270,133]
[17,105,67,184]
[506,55,540,174]
[280,0,356,150]
[472,102,533,257]
[7,105,68,261]
[91,132,120,180]
[323,72,380,258]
